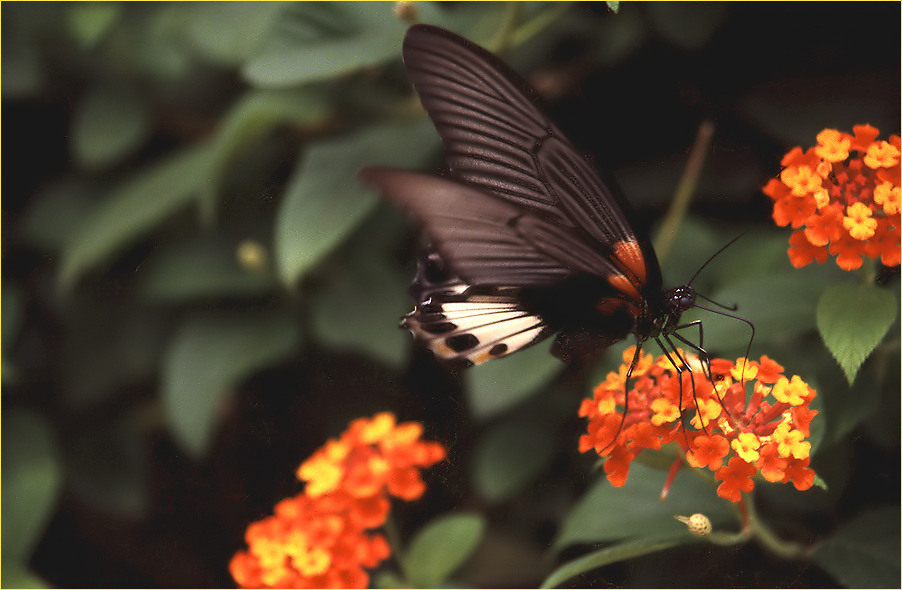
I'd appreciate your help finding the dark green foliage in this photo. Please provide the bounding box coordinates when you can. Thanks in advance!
[3,2,898,587]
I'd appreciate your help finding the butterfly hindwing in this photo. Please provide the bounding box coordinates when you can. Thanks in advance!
[404,251,552,365]
[358,167,630,288]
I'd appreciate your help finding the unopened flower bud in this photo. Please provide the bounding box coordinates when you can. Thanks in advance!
[675,513,712,537]
[236,239,268,272]
[393,2,418,23]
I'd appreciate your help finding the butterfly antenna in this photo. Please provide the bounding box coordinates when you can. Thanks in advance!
[696,291,738,312]
[685,232,755,421]
[686,231,748,286]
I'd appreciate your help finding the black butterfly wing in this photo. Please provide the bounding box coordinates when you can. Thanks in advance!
[401,24,662,296]
[358,168,627,287]
[358,25,665,363]
[359,167,633,364]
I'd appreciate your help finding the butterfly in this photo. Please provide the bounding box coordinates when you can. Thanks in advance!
[359,24,743,388]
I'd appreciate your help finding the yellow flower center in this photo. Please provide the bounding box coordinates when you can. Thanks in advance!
[731,432,761,463]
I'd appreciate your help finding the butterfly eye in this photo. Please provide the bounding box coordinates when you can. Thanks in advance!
[669,287,696,311]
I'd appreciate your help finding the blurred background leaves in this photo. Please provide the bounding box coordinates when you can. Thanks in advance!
[2,1,899,587]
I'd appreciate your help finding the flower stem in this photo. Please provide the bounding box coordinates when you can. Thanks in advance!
[512,2,573,48]
[384,514,409,579]
[743,492,806,559]
[489,2,524,53]
[654,120,716,264]
[859,257,878,285]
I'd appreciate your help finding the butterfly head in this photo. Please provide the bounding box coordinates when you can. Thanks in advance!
[666,285,697,313]
[653,285,697,334]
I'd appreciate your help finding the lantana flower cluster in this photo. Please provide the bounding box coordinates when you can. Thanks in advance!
[230,412,446,588]
[763,124,900,271]
[579,348,817,502]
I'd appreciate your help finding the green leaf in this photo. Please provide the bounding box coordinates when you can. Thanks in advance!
[680,268,830,356]
[202,88,331,220]
[71,84,150,169]
[0,561,49,589]
[2,282,24,358]
[813,507,900,588]
[67,2,120,48]
[704,230,799,287]
[308,207,412,367]
[554,463,735,550]
[2,410,63,563]
[274,118,437,287]
[242,3,406,87]
[139,233,275,303]
[182,2,286,65]
[577,3,648,68]
[817,283,897,384]
[66,414,149,518]
[472,416,556,503]
[245,30,404,88]
[59,300,171,407]
[820,352,885,445]
[542,532,693,588]
[109,4,194,81]
[60,143,215,289]
[465,341,561,419]
[652,215,722,287]
[740,75,899,147]
[2,29,43,99]
[19,178,98,252]
[646,2,727,50]
[372,570,406,589]
[162,310,299,457]
[403,513,486,588]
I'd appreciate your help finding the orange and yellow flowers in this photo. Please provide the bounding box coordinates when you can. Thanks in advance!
[578,348,817,503]
[230,413,446,589]
[763,125,900,271]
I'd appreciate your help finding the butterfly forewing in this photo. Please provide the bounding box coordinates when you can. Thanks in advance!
[401,25,661,292]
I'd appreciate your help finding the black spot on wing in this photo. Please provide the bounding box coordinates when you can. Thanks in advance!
[489,343,508,356]
[447,333,479,352]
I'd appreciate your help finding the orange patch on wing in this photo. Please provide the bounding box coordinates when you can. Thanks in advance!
[595,298,626,314]
[613,240,647,284]
[595,297,639,316]
[607,274,641,300]
[469,349,494,365]
[431,342,456,359]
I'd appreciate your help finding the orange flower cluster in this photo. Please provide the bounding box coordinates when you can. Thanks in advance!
[230,413,446,588]
[763,125,900,271]
[578,348,817,503]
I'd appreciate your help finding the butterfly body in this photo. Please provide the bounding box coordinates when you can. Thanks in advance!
[359,25,700,366]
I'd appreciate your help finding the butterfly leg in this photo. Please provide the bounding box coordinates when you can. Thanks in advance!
[670,320,711,381]
[669,321,731,416]
[689,302,758,392]
[655,335,708,447]
[601,341,644,452]
[670,327,731,418]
